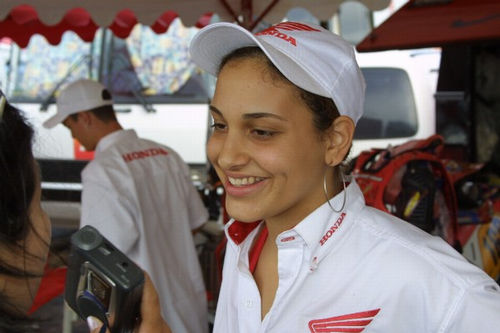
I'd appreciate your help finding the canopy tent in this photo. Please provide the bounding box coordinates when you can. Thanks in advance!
[1,0,389,48]
[357,0,500,52]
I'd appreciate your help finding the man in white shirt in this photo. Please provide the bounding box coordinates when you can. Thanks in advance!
[43,79,209,333]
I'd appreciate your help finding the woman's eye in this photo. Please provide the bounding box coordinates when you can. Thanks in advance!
[252,129,276,138]
[210,122,226,132]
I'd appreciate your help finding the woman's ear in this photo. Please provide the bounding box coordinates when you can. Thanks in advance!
[324,115,355,166]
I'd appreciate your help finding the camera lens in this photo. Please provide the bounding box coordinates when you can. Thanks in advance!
[81,230,96,243]
[72,225,103,251]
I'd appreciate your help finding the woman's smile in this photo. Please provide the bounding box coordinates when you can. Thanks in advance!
[227,175,265,186]
[223,174,268,197]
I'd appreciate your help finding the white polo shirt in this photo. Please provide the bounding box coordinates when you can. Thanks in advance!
[214,181,500,332]
[80,129,208,333]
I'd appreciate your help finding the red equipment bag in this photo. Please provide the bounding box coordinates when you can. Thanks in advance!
[351,135,459,248]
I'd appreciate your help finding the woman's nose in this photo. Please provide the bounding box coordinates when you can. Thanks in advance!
[212,133,249,170]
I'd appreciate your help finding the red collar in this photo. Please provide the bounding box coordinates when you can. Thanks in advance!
[249,226,268,273]
[227,220,268,273]
[227,220,262,244]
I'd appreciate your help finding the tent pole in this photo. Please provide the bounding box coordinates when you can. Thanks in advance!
[219,0,240,23]
[249,0,279,31]
[241,0,253,29]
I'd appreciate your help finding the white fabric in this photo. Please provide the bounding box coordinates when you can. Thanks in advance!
[214,181,500,333]
[189,21,366,125]
[80,129,208,333]
[43,79,113,129]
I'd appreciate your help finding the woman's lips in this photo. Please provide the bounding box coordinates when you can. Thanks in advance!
[224,176,267,197]
[227,176,264,186]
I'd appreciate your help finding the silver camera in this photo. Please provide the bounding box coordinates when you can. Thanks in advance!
[65,225,144,333]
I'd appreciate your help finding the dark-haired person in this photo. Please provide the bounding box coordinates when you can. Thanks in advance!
[43,79,209,333]
[0,91,51,332]
[187,22,500,332]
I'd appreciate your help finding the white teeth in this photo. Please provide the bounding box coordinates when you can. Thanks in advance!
[228,176,262,186]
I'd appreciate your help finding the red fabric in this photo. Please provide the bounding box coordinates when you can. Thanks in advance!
[226,220,262,245]
[249,226,268,274]
[28,266,67,315]
[357,0,500,52]
[0,5,212,48]
[215,220,263,284]
[352,134,459,246]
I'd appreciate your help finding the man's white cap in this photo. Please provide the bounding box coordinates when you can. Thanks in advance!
[189,21,366,125]
[42,79,113,129]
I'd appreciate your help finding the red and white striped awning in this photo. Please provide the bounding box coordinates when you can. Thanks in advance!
[1,0,390,47]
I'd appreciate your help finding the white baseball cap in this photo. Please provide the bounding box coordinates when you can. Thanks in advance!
[189,21,366,125]
[43,79,113,129]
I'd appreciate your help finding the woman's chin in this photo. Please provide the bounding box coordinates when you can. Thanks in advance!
[225,205,262,223]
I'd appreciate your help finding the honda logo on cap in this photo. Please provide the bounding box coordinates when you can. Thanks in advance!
[255,22,321,46]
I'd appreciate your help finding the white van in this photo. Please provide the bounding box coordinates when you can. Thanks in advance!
[351,49,440,159]
[22,101,209,175]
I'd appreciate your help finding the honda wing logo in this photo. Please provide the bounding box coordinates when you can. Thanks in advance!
[308,308,380,333]
[269,22,321,32]
[255,22,321,46]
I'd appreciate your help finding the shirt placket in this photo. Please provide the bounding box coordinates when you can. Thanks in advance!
[261,230,305,331]
[236,244,263,333]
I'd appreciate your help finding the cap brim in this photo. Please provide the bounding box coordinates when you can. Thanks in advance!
[189,22,330,99]
[190,23,266,76]
[42,112,67,129]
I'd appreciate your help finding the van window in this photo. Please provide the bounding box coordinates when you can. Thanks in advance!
[355,67,418,139]
[2,32,98,102]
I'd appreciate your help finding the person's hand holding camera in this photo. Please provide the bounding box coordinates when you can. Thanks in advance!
[87,272,171,333]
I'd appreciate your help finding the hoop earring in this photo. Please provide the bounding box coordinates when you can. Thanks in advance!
[323,171,347,213]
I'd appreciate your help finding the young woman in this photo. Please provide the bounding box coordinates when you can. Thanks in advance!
[0,92,169,333]
[189,22,500,332]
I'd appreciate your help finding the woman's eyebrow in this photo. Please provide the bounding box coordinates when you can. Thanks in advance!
[242,112,287,121]
[209,105,222,115]
[209,105,287,121]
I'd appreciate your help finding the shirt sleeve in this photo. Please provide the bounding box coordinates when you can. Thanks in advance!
[179,159,208,230]
[443,279,500,332]
[80,176,139,254]
[187,183,209,230]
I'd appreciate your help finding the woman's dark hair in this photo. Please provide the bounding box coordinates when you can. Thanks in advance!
[0,98,35,241]
[0,93,42,331]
